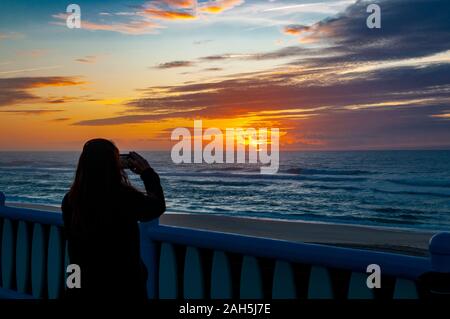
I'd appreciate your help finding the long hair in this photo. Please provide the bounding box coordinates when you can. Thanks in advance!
[68,139,130,228]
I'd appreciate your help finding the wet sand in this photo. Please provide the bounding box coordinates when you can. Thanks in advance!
[160,213,434,256]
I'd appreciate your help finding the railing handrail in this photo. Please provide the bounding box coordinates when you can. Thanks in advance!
[1,192,447,283]
[0,205,62,226]
[143,223,431,280]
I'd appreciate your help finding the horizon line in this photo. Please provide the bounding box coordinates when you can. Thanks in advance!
[1,148,450,153]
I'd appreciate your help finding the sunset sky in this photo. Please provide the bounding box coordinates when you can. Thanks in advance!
[1,0,449,151]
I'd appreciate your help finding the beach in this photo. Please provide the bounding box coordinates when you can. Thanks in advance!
[9,202,435,256]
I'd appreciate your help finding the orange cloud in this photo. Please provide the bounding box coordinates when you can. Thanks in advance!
[0,109,64,115]
[163,0,197,8]
[29,78,86,88]
[283,24,311,36]
[143,8,197,20]
[200,0,244,14]
[0,76,86,107]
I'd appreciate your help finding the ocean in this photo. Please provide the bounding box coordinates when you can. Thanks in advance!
[0,150,449,231]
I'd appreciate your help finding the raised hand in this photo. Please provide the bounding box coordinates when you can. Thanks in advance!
[128,152,151,175]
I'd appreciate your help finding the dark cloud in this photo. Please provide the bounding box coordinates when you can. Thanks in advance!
[73,109,203,126]
[204,67,223,72]
[0,109,64,115]
[75,56,98,64]
[284,105,450,150]
[155,46,312,73]
[158,0,450,71]
[132,63,450,114]
[290,0,450,66]
[200,54,232,61]
[51,117,71,122]
[0,76,85,107]
[247,46,311,60]
[198,46,311,62]
[155,60,195,69]
[73,63,450,126]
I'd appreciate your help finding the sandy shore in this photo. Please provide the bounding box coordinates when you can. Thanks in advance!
[159,213,434,256]
[7,202,435,256]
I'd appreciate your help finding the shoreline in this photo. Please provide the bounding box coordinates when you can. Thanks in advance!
[6,202,435,256]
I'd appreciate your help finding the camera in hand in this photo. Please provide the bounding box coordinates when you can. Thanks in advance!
[119,153,131,169]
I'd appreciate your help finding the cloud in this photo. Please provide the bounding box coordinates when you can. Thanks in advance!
[284,104,450,150]
[431,112,450,119]
[52,0,245,35]
[156,46,312,68]
[143,8,197,20]
[51,117,71,122]
[74,62,450,128]
[80,19,162,35]
[199,0,244,14]
[0,65,62,76]
[47,96,79,104]
[162,0,197,8]
[67,0,450,149]
[0,109,64,115]
[73,109,202,126]
[285,0,450,64]
[283,24,311,35]
[204,67,223,71]
[200,47,310,61]
[155,60,195,69]
[75,55,98,64]
[52,13,162,35]
[0,76,85,107]
[135,63,450,114]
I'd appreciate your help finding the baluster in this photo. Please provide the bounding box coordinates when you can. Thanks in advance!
[393,278,418,299]
[272,260,296,299]
[1,219,16,289]
[347,272,374,299]
[159,242,178,299]
[31,223,47,298]
[210,251,232,299]
[15,221,31,293]
[183,246,204,299]
[47,226,64,299]
[240,256,263,299]
[308,266,333,299]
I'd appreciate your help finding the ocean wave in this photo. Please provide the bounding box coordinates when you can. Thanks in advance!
[372,188,450,198]
[283,167,374,176]
[161,171,366,183]
[373,207,431,216]
[175,179,270,187]
[301,184,361,192]
[388,179,450,188]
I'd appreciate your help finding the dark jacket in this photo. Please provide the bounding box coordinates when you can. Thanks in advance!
[62,168,165,300]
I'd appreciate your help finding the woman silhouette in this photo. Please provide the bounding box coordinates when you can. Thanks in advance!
[62,139,165,299]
